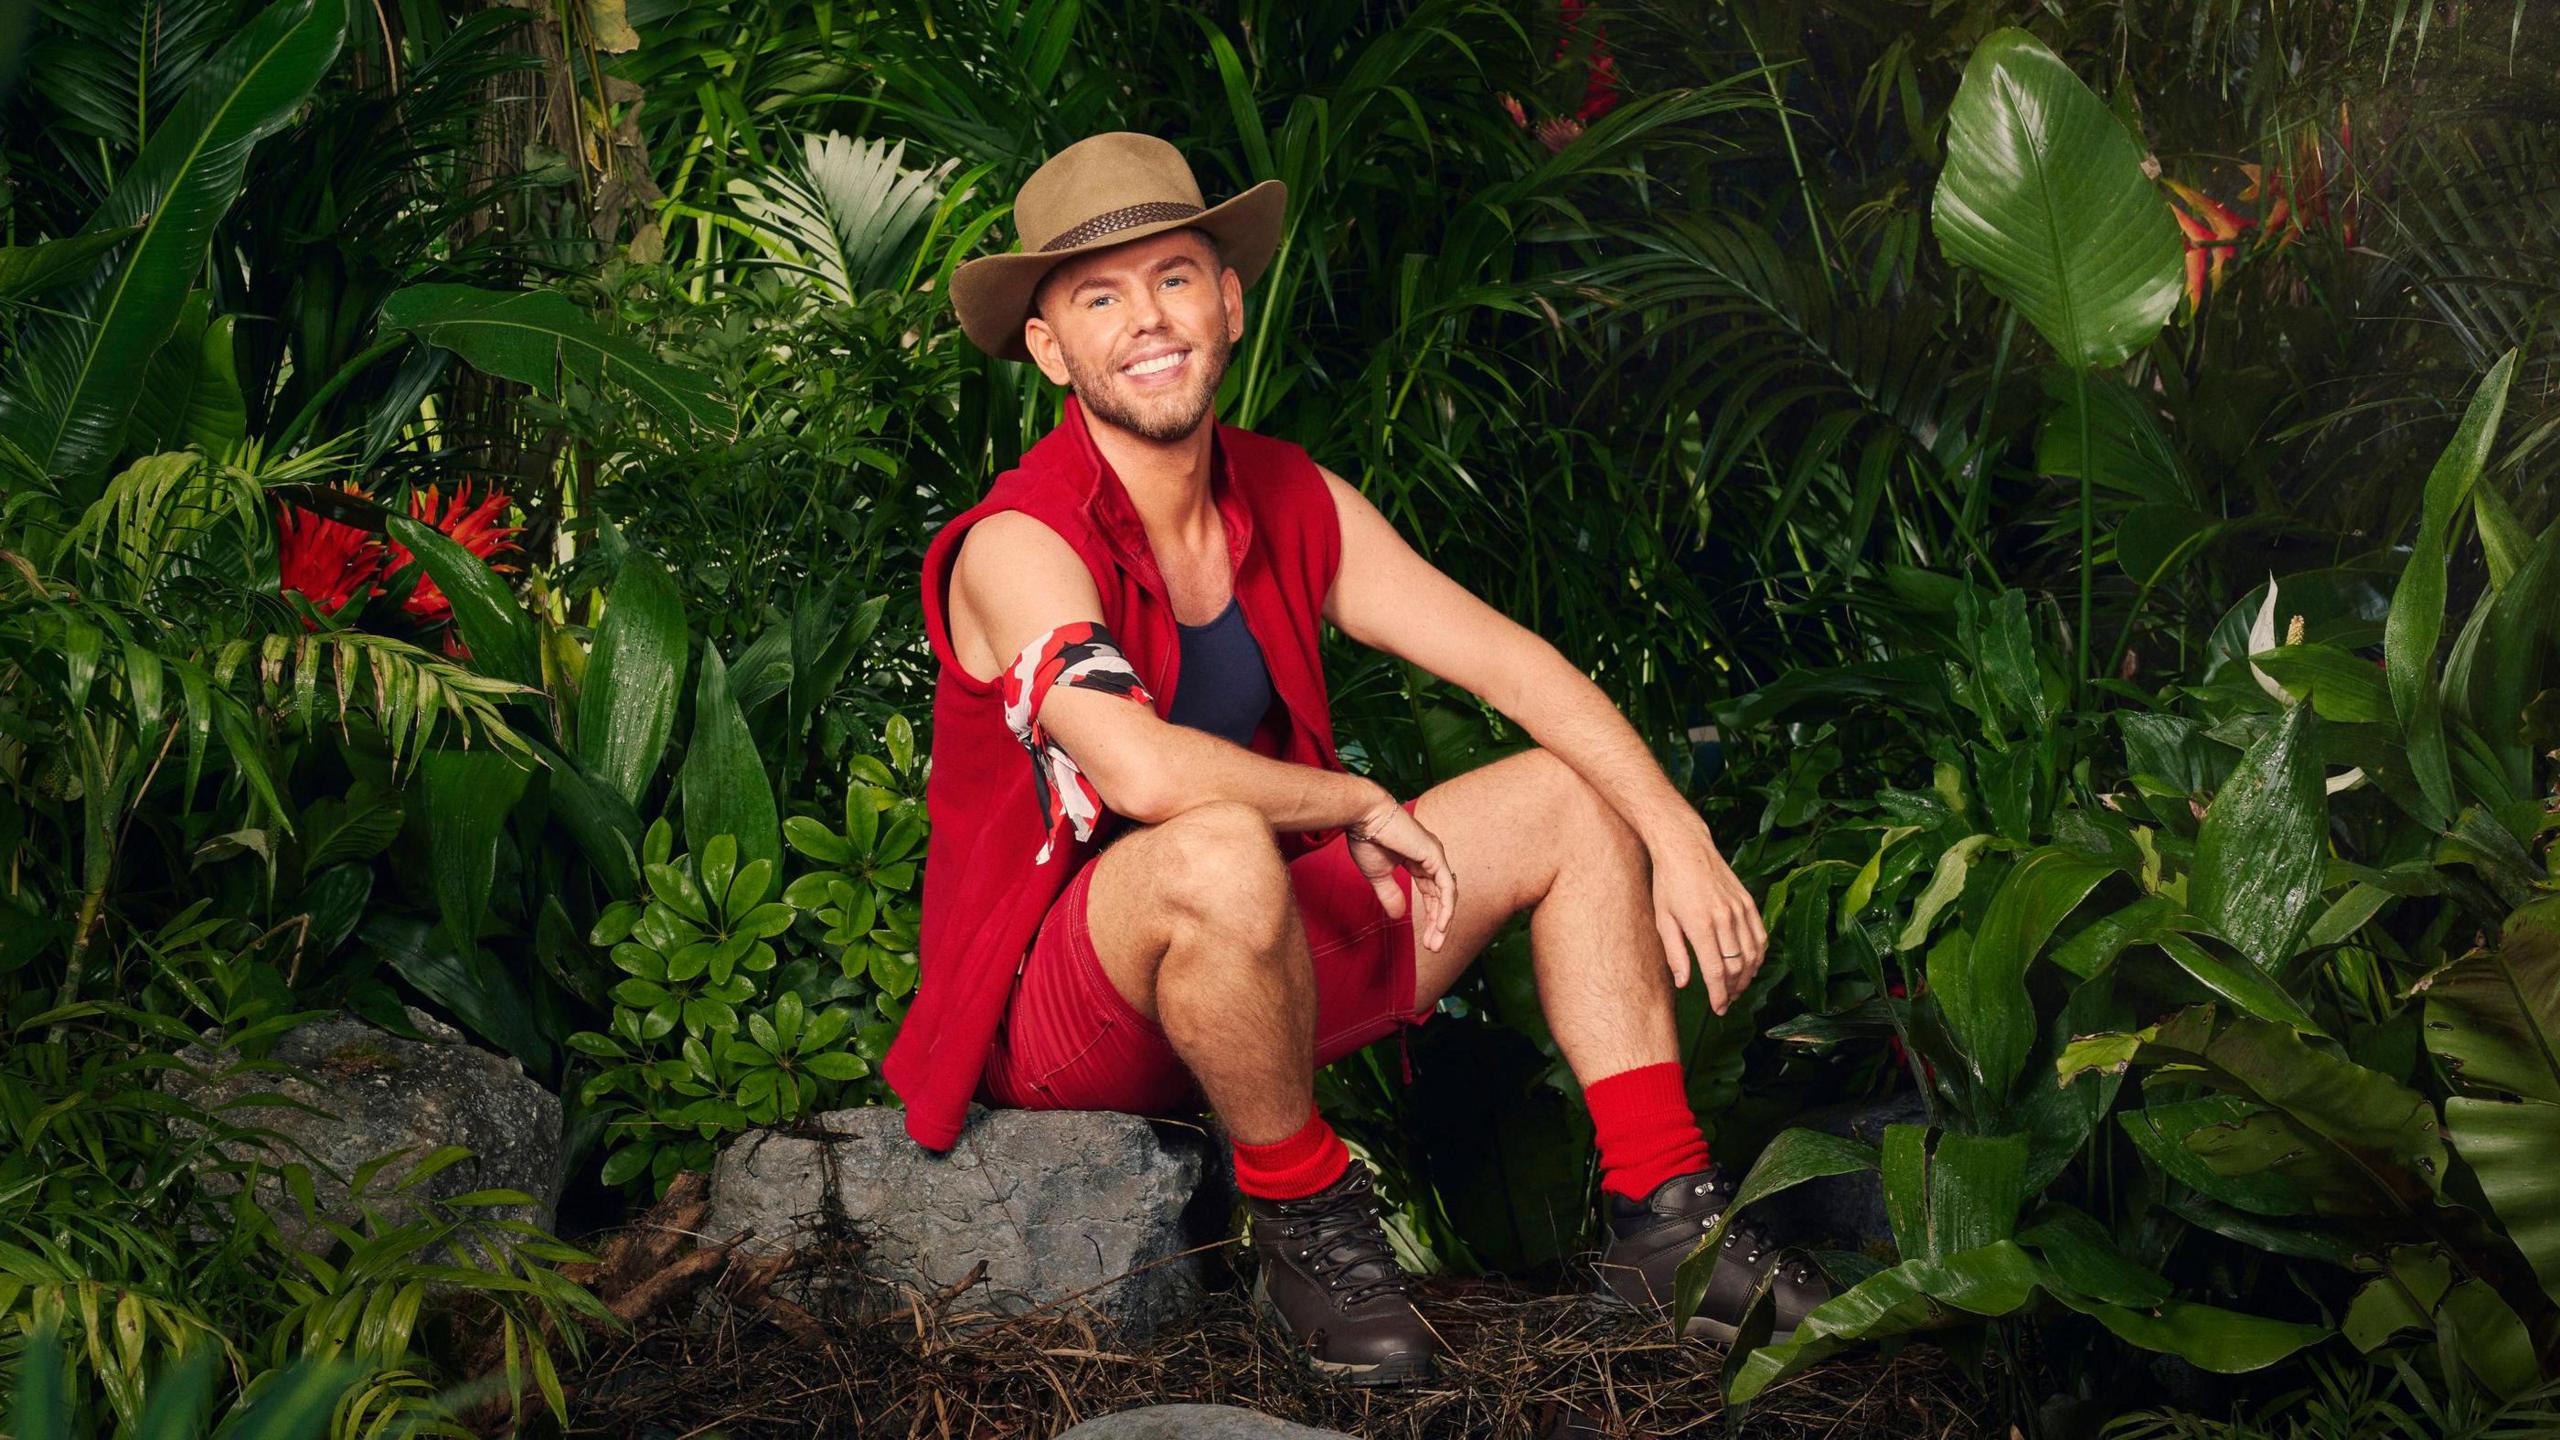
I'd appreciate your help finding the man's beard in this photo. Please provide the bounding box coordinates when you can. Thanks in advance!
[1063,325,1233,443]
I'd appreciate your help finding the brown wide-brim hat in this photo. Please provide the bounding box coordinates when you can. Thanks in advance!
[950,131,1286,364]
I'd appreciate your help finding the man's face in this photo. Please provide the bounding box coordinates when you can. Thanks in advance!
[1023,229,1242,443]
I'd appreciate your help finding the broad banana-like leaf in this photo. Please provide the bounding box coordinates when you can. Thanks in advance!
[2443,1096,2560,1311]
[378,284,731,438]
[127,293,248,460]
[2344,1244,2452,1352]
[2420,895,2560,1104]
[680,645,782,877]
[0,0,343,485]
[575,532,689,809]
[2036,369,2198,506]
[1932,29,2183,368]
[2062,1006,2446,1218]
[2385,351,2518,826]
[2192,699,2326,973]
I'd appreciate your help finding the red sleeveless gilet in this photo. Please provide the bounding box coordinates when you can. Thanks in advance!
[889,391,1347,1150]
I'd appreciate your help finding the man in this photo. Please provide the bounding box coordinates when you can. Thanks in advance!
[888,131,1829,1385]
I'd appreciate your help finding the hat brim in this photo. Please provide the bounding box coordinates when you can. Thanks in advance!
[949,178,1288,364]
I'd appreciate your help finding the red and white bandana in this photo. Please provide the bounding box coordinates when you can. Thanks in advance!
[999,620,1155,863]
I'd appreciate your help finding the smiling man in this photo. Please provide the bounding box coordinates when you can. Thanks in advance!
[889,131,1828,1384]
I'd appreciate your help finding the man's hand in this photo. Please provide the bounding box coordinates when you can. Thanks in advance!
[1648,820,1767,1014]
[1346,790,1457,954]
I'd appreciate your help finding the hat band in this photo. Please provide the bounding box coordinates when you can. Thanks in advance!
[1039,201,1205,253]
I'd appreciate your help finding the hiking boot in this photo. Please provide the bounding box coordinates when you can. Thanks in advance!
[1244,1158,1439,1385]
[1593,1165,1832,1344]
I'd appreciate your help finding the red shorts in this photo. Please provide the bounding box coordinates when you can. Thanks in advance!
[980,800,1428,1114]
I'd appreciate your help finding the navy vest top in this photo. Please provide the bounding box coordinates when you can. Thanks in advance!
[1166,595,1274,748]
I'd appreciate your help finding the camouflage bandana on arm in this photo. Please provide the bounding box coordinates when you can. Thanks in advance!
[999,620,1155,864]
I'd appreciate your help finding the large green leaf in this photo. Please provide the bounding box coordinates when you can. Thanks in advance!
[1928,848,2115,1102]
[0,0,344,484]
[1728,1239,2322,1405]
[529,740,641,899]
[388,514,540,691]
[1729,1241,2044,1403]
[2121,1096,2315,1217]
[2463,514,2560,794]
[2385,351,2518,826]
[2420,896,2560,1104]
[679,645,782,877]
[2249,643,2393,724]
[362,914,550,1073]
[1931,29,2183,368]
[2017,1203,2171,1306]
[2191,699,2326,973]
[2154,932,2324,1034]
[2043,1290,2327,1377]
[2062,1006,2447,1218]
[418,748,532,961]
[2443,1096,2560,1311]
[575,534,689,810]
[0,227,140,302]
[378,284,732,438]
[1926,1131,2027,1256]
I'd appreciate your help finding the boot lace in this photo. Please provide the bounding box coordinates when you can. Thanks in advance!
[1688,1173,1818,1288]
[1268,1167,1412,1309]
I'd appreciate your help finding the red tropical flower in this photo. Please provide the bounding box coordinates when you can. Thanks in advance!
[1556,0,1621,122]
[384,480,522,626]
[276,483,385,625]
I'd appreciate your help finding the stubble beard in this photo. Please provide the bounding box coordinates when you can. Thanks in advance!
[1065,324,1234,443]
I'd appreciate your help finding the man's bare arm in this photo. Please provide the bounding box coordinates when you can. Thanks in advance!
[1317,464,1768,1004]
[1315,467,1700,846]
[950,512,1387,832]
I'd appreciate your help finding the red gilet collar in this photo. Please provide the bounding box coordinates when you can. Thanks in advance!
[1059,390,1256,597]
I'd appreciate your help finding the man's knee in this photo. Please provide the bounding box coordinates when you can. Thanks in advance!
[1145,799,1295,950]
[1517,747,1645,871]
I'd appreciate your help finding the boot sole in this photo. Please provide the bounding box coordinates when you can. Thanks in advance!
[1251,1271,1439,1387]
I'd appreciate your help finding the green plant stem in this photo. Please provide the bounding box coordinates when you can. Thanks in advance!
[2075,363,2094,708]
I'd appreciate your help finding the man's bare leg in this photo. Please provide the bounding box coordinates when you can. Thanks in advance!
[1075,797,1440,1381]
[1402,747,1682,1082]
[1076,798,1318,1143]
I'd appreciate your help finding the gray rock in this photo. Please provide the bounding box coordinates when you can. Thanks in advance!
[1786,1087,1929,1261]
[1051,1405,1350,1439]
[162,1006,562,1261]
[702,1105,1227,1338]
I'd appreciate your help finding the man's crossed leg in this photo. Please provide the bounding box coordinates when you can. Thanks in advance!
[981,748,1829,1382]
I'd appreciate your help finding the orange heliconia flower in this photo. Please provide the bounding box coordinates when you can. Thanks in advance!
[2165,179,2247,311]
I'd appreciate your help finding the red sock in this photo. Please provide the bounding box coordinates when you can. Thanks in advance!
[1232,1106,1351,1201]
[1584,1061,1712,1202]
